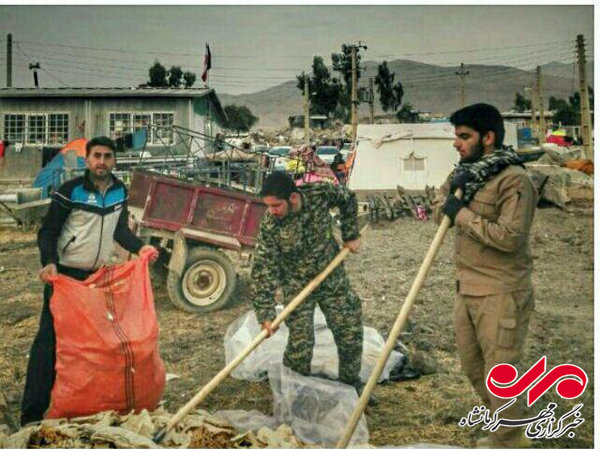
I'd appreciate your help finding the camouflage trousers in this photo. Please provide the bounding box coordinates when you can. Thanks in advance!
[454,290,534,447]
[282,270,363,388]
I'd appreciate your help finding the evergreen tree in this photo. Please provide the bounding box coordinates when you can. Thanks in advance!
[223,104,259,133]
[396,103,419,123]
[148,61,168,87]
[183,71,196,88]
[375,61,395,112]
[295,56,342,118]
[168,66,183,87]
[514,92,532,112]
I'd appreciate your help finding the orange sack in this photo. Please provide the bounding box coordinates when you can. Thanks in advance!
[563,159,594,176]
[46,253,165,419]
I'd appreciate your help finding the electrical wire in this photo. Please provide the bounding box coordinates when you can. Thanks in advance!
[13,42,70,86]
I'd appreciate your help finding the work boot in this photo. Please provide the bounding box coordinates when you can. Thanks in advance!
[355,385,379,407]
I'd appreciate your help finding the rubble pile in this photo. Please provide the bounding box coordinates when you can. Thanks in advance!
[0,408,305,449]
[525,145,593,209]
[243,125,351,148]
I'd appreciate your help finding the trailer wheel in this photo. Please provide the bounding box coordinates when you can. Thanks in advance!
[167,247,237,313]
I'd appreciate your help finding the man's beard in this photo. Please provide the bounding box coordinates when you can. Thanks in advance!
[461,139,485,163]
[272,200,293,220]
[90,169,110,183]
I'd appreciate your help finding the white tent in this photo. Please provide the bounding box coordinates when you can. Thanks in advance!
[348,123,458,191]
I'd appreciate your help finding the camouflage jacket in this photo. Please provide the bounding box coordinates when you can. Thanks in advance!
[250,182,360,323]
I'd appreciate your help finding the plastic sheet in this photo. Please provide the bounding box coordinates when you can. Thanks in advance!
[215,409,278,433]
[224,305,405,383]
[269,364,369,446]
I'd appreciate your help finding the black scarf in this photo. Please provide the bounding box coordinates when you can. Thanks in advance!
[453,147,524,203]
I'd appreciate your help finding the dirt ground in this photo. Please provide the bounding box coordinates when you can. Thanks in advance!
[0,205,593,448]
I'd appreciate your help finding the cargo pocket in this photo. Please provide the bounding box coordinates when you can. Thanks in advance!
[497,317,517,348]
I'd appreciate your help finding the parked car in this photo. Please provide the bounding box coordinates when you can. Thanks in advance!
[340,143,353,161]
[268,146,292,171]
[316,146,340,164]
[251,144,269,154]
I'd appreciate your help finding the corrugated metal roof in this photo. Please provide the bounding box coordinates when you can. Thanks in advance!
[0,87,214,98]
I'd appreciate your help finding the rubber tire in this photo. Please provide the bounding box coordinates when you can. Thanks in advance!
[166,247,237,313]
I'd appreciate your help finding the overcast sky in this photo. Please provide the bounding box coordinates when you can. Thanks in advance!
[0,5,594,95]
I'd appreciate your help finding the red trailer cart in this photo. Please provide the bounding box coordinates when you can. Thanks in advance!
[128,169,267,313]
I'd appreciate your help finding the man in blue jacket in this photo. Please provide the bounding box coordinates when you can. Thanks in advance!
[21,136,158,426]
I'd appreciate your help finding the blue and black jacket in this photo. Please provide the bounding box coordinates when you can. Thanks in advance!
[38,170,144,272]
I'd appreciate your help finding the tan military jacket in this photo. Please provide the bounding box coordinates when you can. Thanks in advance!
[433,165,538,296]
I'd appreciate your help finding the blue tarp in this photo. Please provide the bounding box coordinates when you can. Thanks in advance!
[518,127,532,140]
[33,153,86,198]
[132,128,148,151]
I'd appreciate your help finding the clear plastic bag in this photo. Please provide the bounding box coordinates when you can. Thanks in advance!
[269,364,369,446]
[224,305,405,383]
[215,409,278,433]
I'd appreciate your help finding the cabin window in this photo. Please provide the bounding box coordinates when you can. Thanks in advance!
[3,113,69,145]
[48,114,69,145]
[109,113,132,140]
[108,112,173,145]
[152,113,174,144]
[3,114,25,143]
[133,114,151,132]
[403,153,426,171]
[27,115,46,144]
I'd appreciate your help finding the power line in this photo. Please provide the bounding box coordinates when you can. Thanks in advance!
[10,38,577,91]
[10,55,298,89]
[366,44,575,72]
[14,42,69,86]
[16,42,309,73]
[11,55,300,83]
[365,39,573,60]
[14,39,316,59]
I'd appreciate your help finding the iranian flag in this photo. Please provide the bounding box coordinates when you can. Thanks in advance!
[201,43,211,83]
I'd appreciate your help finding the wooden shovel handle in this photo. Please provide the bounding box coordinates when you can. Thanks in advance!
[153,225,369,443]
[336,190,462,448]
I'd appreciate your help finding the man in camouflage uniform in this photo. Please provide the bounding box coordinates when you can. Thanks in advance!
[433,104,537,448]
[251,172,366,397]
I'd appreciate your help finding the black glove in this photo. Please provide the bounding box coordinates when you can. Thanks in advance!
[450,170,475,194]
[442,195,465,226]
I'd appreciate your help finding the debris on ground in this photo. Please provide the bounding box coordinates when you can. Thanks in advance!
[527,163,593,209]
[0,408,310,449]
[225,305,406,383]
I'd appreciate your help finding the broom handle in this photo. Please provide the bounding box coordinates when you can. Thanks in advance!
[336,191,461,448]
[153,225,369,443]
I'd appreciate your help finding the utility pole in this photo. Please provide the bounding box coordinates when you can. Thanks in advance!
[29,62,40,88]
[350,41,367,144]
[303,77,310,146]
[455,62,470,108]
[536,66,546,145]
[6,33,12,88]
[369,77,375,124]
[576,34,593,159]
[525,85,537,143]
[351,46,358,144]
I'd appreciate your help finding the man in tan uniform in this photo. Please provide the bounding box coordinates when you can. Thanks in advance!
[433,104,537,448]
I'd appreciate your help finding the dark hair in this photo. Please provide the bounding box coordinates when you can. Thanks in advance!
[86,136,117,157]
[450,103,505,149]
[260,171,298,200]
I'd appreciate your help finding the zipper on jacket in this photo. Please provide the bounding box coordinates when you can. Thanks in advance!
[62,235,76,253]
[91,192,106,269]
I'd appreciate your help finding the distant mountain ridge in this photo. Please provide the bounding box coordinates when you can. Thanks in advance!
[219,59,593,129]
